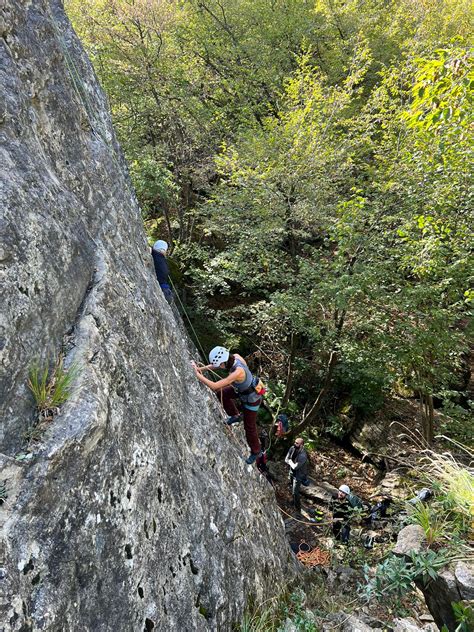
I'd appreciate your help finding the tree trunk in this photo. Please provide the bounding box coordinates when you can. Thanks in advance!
[282,332,297,407]
[419,392,434,445]
[277,349,338,453]
[426,393,434,444]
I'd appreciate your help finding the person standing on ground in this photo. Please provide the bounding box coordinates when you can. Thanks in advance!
[285,438,309,512]
[192,347,264,464]
[151,239,172,303]
[331,484,363,544]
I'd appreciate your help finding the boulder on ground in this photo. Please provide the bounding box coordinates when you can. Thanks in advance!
[454,561,474,600]
[300,480,339,502]
[393,524,426,557]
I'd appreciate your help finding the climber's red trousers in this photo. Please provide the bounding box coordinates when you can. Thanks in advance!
[218,386,262,455]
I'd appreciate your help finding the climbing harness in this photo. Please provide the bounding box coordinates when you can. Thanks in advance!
[238,375,267,397]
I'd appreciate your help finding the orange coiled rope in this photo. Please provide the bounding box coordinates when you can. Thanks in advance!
[296,543,331,567]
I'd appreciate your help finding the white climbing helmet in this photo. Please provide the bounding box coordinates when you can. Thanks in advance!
[339,484,351,495]
[209,346,230,367]
[153,239,168,252]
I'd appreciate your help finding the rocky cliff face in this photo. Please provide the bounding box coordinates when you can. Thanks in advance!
[0,1,295,629]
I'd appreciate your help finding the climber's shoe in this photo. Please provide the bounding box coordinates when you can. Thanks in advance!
[225,414,242,426]
[245,451,261,465]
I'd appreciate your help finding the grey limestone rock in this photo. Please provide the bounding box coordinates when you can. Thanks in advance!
[322,613,380,632]
[415,567,462,632]
[300,480,338,503]
[417,561,474,631]
[393,617,433,632]
[454,561,474,600]
[392,525,426,557]
[0,1,296,630]
[392,526,470,631]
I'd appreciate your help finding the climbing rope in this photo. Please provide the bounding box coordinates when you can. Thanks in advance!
[168,279,236,419]
[169,276,288,454]
[49,12,137,201]
[296,544,331,568]
[277,504,334,528]
[168,278,209,366]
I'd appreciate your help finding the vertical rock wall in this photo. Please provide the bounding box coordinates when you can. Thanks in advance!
[0,1,296,629]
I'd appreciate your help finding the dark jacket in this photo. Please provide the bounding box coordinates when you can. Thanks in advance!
[331,492,363,522]
[285,445,308,482]
[152,249,169,286]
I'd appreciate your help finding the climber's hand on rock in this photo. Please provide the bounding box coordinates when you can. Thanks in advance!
[191,362,204,379]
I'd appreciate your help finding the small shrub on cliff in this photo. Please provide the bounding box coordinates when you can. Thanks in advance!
[423,450,474,527]
[407,501,453,547]
[28,356,80,429]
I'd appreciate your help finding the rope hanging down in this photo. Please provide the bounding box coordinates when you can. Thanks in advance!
[50,13,136,200]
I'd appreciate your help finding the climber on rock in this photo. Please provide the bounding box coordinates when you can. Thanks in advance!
[151,239,172,303]
[285,438,309,512]
[331,484,364,544]
[192,346,265,465]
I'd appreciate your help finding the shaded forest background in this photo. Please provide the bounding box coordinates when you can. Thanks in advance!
[66,0,473,445]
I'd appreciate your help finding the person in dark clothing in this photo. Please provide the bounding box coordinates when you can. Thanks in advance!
[275,413,289,436]
[367,497,392,524]
[152,240,172,303]
[285,438,309,512]
[331,484,363,544]
[256,429,274,484]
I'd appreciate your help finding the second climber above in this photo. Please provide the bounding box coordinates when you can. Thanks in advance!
[192,346,264,465]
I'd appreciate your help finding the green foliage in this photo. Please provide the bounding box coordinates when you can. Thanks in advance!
[335,361,387,416]
[28,357,80,413]
[438,397,474,446]
[130,153,179,221]
[452,602,474,632]
[407,501,452,547]
[423,453,474,529]
[360,548,450,604]
[240,591,317,632]
[279,591,317,632]
[404,449,473,559]
[441,602,474,632]
[66,0,473,440]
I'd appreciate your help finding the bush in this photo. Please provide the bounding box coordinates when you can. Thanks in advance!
[27,356,80,442]
[28,356,80,413]
[239,591,317,632]
[360,549,450,604]
[422,450,473,530]
[335,360,387,416]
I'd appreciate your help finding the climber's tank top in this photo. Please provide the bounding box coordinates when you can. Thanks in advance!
[231,359,260,404]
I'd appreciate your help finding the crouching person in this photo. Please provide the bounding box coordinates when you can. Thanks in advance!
[285,438,309,512]
[331,484,363,544]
